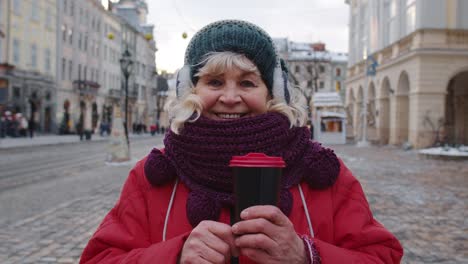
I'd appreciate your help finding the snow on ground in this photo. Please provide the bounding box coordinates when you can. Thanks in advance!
[418,146,468,157]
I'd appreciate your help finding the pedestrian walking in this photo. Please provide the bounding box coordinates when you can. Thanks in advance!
[80,20,403,264]
[28,116,35,138]
[0,111,6,138]
[17,113,28,137]
[76,114,84,141]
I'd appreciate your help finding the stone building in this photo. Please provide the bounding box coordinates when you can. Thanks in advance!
[345,0,468,148]
[275,39,348,100]
[0,0,58,133]
[56,0,108,135]
[274,38,348,142]
[54,0,157,135]
[112,0,157,131]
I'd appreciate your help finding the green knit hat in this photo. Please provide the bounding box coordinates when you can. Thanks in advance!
[176,20,291,103]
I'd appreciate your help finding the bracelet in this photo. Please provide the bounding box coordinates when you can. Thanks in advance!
[301,235,321,264]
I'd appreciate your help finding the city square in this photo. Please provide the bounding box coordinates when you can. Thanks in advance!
[0,0,467,263]
[0,137,466,263]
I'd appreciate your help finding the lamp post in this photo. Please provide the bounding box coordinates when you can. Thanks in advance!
[119,48,133,146]
[357,51,378,147]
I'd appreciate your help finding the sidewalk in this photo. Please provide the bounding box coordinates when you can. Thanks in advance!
[0,133,154,149]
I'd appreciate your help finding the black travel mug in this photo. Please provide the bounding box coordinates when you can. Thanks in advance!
[229,153,285,264]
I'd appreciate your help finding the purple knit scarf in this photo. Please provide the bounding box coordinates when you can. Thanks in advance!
[144,112,340,227]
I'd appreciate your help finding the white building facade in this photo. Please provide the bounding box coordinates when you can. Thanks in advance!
[54,0,157,135]
[345,0,468,148]
[113,0,157,132]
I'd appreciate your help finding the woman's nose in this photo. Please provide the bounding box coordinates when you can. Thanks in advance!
[219,86,241,105]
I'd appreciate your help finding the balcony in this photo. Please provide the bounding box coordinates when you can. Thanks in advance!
[73,80,100,96]
[108,89,121,99]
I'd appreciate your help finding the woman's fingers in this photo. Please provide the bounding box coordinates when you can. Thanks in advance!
[232,217,277,237]
[181,236,227,264]
[207,222,239,257]
[240,205,291,227]
[232,205,307,264]
[180,220,237,263]
[234,232,277,253]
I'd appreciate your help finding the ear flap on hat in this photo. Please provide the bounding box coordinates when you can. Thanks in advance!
[272,62,291,104]
[176,65,192,97]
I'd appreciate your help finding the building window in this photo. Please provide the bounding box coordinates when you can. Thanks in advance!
[336,81,341,92]
[45,8,52,28]
[68,60,73,80]
[78,64,82,79]
[319,81,324,89]
[70,1,74,16]
[389,0,398,44]
[13,39,20,64]
[406,0,416,35]
[307,80,312,88]
[84,66,87,79]
[63,0,67,12]
[13,0,21,15]
[319,65,325,73]
[78,32,82,50]
[307,65,312,73]
[336,67,341,76]
[31,0,39,21]
[103,45,107,60]
[13,87,21,99]
[84,34,88,51]
[359,1,368,58]
[295,65,300,73]
[62,58,66,80]
[31,44,37,68]
[103,71,107,88]
[69,28,73,45]
[45,49,51,72]
[62,25,67,42]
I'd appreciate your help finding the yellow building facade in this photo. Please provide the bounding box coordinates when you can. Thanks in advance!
[0,0,57,132]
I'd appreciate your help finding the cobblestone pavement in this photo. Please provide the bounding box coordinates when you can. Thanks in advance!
[334,145,468,264]
[1,144,467,263]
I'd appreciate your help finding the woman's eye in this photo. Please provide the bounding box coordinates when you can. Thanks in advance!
[207,79,223,87]
[240,80,256,87]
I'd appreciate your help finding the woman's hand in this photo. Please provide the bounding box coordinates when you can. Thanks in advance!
[232,205,306,264]
[180,220,238,264]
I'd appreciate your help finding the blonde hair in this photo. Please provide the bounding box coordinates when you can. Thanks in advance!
[166,52,307,134]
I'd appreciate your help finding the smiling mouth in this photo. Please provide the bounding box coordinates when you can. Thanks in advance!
[215,113,248,119]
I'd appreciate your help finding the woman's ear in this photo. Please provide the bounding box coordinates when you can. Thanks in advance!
[176,65,192,97]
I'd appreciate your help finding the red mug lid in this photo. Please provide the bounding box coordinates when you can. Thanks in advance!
[229,153,285,168]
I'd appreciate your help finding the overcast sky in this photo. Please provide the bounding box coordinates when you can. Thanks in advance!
[146,0,350,73]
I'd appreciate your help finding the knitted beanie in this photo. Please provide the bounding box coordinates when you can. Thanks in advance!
[176,20,291,104]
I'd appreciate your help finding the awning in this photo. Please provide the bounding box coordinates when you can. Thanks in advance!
[319,111,346,118]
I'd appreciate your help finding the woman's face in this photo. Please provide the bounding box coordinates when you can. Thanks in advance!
[194,66,270,121]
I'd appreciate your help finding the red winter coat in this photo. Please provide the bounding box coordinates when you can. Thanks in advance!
[80,157,403,263]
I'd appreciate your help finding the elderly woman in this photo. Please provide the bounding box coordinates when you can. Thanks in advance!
[80,20,403,264]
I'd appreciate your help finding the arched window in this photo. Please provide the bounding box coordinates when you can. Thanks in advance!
[336,67,341,76]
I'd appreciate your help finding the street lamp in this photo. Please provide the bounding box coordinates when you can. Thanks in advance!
[119,48,133,145]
